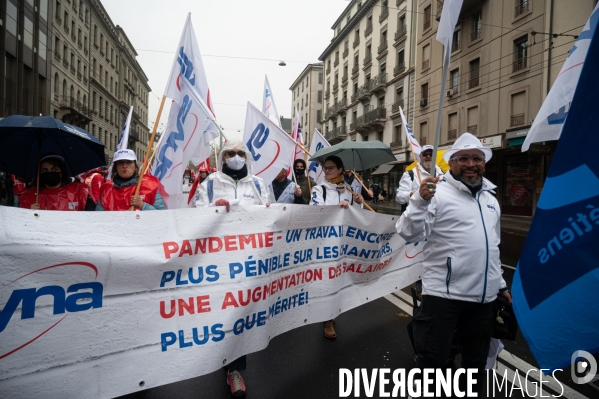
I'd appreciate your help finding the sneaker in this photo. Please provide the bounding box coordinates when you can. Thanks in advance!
[226,370,246,397]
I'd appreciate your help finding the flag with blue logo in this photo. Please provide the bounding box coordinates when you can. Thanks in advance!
[308,129,330,184]
[512,16,599,372]
[522,4,599,151]
[106,106,133,181]
[152,13,219,208]
[399,106,421,156]
[262,75,280,126]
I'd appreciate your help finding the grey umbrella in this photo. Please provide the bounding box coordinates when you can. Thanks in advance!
[308,140,396,171]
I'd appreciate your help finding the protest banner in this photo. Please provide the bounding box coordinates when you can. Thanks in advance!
[0,205,421,398]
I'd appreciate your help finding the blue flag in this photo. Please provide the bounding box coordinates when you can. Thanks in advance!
[512,20,599,371]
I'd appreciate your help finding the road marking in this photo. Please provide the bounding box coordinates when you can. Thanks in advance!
[501,263,517,270]
[384,290,591,399]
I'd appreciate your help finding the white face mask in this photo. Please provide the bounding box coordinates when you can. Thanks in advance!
[225,155,246,171]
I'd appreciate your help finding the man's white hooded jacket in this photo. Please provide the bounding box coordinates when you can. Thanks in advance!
[396,172,507,304]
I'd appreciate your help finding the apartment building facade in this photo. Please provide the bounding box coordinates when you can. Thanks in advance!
[318,0,419,191]
[1,0,52,118]
[413,0,595,216]
[289,62,324,148]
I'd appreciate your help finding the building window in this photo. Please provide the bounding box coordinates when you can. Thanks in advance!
[39,31,48,60]
[423,5,432,31]
[24,17,34,49]
[421,83,429,101]
[448,112,458,140]
[317,109,322,122]
[511,91,526,126]
[469,58,480,88]
[513,36,528,72]
[515,0,531,17]
[420,122,428,145]
[452,29,461,52]
[472,11,482,41]
[422,44,430,70]
[467,106,479,135]
[450,69,459,94]
[6,1,18,36]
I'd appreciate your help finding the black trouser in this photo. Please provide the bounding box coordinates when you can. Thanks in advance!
[412,295,493,395]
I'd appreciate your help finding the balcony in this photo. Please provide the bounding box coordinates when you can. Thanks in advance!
[350,114,368,132]
[351,82,371,102]
[55,15,62,25]
[436,0,444,21]
[54,52,62,61]
[391,99,404,114]
[129,129,140,141]
[59,96,92,124]
[423,18,431,31]
[351,64,359,76]
[71,33,77,42]
[78,41,82,49]
[422,59,430,70]
[448,129,457,140]
[334,57,339,67]
[330,98,348,116]
[333,82,339,92]
[343,48,349,58]
[84,48,88,55]
[365,23,373,37]
[511,113,525,126]
[63,59,69,68]
[326,66,331,75]
[363,106,387,128]
[390,140,403,148]
[329,125,348,143]
[353,38,360,48]
[395,25,407,41]
[100,49,105,56]
[83,76,88,85]
[370,72,387,93]
[513,57,527,72]
[378,39,388,55]
[325,130,334,140]
[452,39,461,52]
[469,74,479,89]
[467,125,478,135]
[393,63,406,76]
[325,89,331,100]
[363,52,372,67]
[341,73,348,84]
[71,65,76,74]
[471,28,482,41]
[77,71,82,81]
[515,0,530,17]
[65,25,70,34]
[379,7,389,23]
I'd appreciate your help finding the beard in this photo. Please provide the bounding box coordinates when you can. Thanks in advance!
[455,172,483,188]
[421,160,432,170]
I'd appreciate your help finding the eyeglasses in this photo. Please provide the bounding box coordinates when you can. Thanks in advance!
[323,165,338,171]
[420,152,433,158]
[225,150,246,158]
[450,155,485,165]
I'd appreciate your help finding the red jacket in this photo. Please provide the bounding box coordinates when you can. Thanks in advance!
[98,175,163,211]
[19,182,90,211]
[84,172,104,203]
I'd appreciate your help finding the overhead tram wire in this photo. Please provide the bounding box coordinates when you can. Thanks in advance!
[135,49,312,64]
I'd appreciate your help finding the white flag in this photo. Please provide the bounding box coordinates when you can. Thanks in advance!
[308,129,330,184]
[117,106,133,151]
[262,75,280,125]
[292,107,304,161]
[523,4,599,151]
[400,106,421,156]
[243,102,296,185]
[152,16,219,209]
[436,0,464,63]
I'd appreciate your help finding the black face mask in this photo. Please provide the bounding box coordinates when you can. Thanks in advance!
[294,168,305,176]
[41,172,62,187]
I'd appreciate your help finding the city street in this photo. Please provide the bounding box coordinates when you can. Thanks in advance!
[119,264,598,399]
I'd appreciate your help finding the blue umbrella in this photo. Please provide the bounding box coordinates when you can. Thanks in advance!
[0,115,105,177]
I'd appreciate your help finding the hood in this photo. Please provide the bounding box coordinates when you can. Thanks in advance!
[218,140,255,175]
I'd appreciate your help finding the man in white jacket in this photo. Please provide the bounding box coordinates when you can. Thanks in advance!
[396,133,511,393]
[395,145,443,207]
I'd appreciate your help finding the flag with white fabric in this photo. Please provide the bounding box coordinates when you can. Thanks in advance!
[152,14,219,209]
[262,75,280,125]
[292,107,304,161]
[243,102,297,185]
[308,128,330,184]
[436,0,464,64]
[522,4,599,151]
[107,106,133,180]
[399,106,421,156]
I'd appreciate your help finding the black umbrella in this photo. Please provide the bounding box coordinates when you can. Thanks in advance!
[0,115,105,177]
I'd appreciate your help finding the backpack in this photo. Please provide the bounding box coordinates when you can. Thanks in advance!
[400,170,415,213]
[207,178,262,203]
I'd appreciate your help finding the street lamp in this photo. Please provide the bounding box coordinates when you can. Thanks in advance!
[279,61,286,66]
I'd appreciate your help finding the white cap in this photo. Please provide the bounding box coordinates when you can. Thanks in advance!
[113,149,137,163]
[418,145,434,161]
[442,133,492,163]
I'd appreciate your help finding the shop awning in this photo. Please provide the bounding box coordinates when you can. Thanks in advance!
[508,137,526,147]
[372,164,395,175]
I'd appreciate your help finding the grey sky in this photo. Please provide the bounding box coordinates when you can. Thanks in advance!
[101,0,350,142]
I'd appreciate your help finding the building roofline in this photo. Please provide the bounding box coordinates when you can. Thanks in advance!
[318,0,377,61]
[289,63,323,90]
[116,26,138,57]
[330,0,359,29]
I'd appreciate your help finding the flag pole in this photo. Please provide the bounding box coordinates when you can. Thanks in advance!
[351,170,371,195]
[304,152,311,197]
[346,186,375,212]
[430,55,450,180]
[130,95,166,210]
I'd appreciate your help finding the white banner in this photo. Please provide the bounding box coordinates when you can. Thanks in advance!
[243,102,297,184]
[0,205,422,398]
[308,128,330,184]
[262,74,280,125]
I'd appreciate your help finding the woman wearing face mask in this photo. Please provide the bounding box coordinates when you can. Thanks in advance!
[19,154,95,211]
[96,149,166,211]
[309,155,364,339]
[195,140,270,211]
